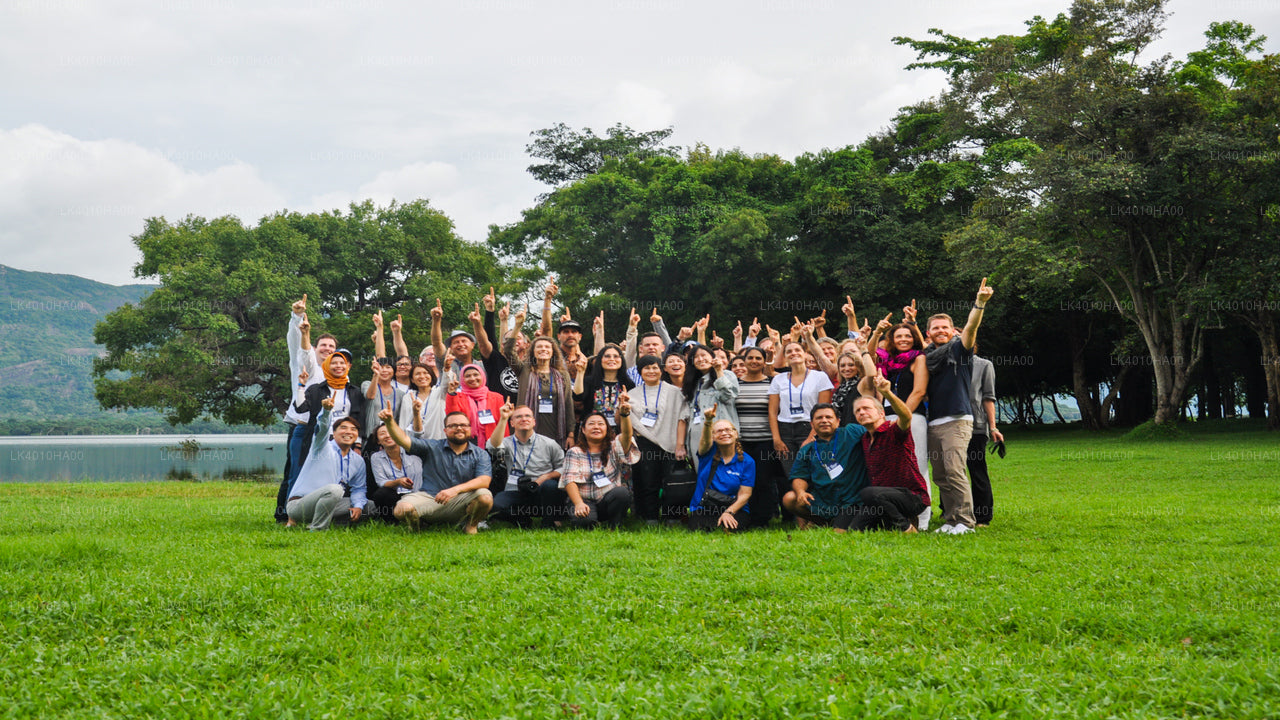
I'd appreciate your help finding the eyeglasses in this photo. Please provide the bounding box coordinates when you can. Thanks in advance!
[445,423,470,429]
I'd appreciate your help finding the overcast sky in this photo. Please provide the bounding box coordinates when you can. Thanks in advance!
[2,0,1275,285]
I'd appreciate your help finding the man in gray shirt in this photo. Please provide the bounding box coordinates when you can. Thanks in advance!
[488,401,566,527]
[380,408,493,534]
[967,353,1004,527]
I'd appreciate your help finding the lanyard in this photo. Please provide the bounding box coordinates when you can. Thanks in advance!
[509,435,537,474]
[642,381,662,413]
[417,391,431,424]
[788,370,809,410]
[377,382,398,417]
[335,443,350,485]
[383,452,403,480]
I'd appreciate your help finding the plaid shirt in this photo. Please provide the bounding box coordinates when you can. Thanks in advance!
[559,437,640,502]
[862,420,931,505]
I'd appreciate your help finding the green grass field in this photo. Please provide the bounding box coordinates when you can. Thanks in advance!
[1,425,1277,719]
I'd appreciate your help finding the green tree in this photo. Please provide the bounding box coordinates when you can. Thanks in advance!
[895,0,1277,425]
[94,200,502,426]
[525,123,681,187]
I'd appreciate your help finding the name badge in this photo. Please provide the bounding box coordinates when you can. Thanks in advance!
[641,411,658,427]
[823,461,844,478]
[477,409,495,425]
[603,410,617,426]
[591,470,610,487]
[691,413,703,425]
[789,405,804,418]
[538,398,554,414]
[509,468,524,479]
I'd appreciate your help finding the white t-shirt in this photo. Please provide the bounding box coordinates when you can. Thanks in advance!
[768,369,834,423]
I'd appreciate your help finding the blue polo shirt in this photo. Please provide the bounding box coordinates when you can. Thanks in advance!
[691,447,756,512]
[789,424,869,516]
[406,437,492,495]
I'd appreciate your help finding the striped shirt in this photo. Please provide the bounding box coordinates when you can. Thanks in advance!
[735,378,773,442]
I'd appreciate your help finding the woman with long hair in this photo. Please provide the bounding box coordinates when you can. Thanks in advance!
[573,342,635,428]
[681,344,739,469]
[560,395,638,529]
[768,331,834,480]
[829,352,864,426]
[505,307,576,448]
[871,320,930,486]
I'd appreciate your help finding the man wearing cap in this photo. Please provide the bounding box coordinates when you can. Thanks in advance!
[380,407,494,534]
[286,396,370,530]
[557,318,587,382]
[429,298,477,380]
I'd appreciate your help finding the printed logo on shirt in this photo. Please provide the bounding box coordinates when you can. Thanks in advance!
[500,368,519,394]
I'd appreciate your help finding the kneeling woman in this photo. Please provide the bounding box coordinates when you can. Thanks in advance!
[688,404,754,533]
[561,392,639,529]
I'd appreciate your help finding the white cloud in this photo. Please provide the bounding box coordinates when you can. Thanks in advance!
[0,124,286,285]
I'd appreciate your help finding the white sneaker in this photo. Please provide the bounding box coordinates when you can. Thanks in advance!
[476,521,491,531]
[948,523,973,535]
[937,523,954,534]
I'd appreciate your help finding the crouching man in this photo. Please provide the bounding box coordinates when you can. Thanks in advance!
[849,375,931,533]
[286,397,369,530]
[379,408,493,534]
[782,403,868,533]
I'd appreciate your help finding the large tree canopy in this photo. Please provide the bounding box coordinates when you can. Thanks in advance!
[94,200,503,426]
[895,0,1280,425]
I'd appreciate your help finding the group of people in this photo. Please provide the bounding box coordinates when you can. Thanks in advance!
[274,277,1005,535]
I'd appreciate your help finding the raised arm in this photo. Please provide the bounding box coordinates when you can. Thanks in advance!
[539,277,557,338]
[477,289,497,358]
[489,399,514,449]
[650,308,673,346]
[810,309,828,339]
[616,387,634,455]
[430,298,446,364]
[469,302,493,358]
[592,311,605,356]
[875,375,912,430]
[868,312,892,355]
[695,314,709,347]
[372,310,386,360]
[390,313,408,360]
[379,406,412,451]
[961,278,994,351]
[697,403,718,456]
[624,307,640,366]
[799,322,837,379]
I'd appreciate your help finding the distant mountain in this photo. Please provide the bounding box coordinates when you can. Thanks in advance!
[0,264,277,434]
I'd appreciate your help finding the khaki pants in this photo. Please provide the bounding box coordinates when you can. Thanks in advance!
[397,489,491,526]
[927,418,976,528]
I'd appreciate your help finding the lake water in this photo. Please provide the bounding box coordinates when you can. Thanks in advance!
[0,434,285,482]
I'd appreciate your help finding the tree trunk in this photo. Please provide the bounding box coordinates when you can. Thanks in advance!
[1244,334,1267,419]
[1202,339,1221,420]
[1248,310,1280,430]
[1069,321,1103,430]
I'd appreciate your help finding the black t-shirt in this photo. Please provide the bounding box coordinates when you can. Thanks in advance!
[924,337,974,420]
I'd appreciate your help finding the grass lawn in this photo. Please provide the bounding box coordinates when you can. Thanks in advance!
[1,424,1277,719]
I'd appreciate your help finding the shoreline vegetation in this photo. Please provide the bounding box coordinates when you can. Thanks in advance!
[1,427,1276,716]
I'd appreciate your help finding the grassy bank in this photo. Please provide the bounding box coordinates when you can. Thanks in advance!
[1,427,1277,718]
